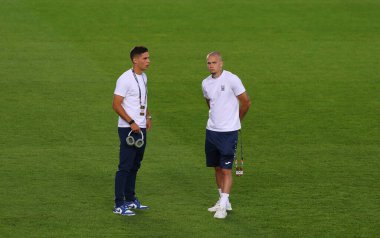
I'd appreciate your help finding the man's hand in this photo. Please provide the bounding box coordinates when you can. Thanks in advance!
[130,123,140,133]
[113,94,141,132]
[146,118,152,131]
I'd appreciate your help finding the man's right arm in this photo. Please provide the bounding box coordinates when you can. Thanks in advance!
[205,99,210,109]
[237,92,251,120]
[112,94,140,132]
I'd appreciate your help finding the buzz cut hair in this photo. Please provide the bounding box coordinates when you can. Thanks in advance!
[130,46,148,61]
[207,51,223,61]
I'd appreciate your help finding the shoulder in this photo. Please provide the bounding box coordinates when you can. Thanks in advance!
[118,69,132,80]
[223,70,240,80]
[116,69,133,84]
[224,70,242,85]
[115,69,134,92]
[202,75,212,86]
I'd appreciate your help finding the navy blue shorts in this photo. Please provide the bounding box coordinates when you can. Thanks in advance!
[205,129,238,169]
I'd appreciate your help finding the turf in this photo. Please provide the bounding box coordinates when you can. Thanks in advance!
[0,0,379,237]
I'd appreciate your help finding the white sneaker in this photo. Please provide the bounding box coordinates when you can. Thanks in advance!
[208,200,232,212]
[214,207,227,219]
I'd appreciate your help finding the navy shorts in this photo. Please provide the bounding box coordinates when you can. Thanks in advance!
[205,129,238,169]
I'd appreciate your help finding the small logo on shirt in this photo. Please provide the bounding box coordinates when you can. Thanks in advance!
[225,161,231,165]
[221,85,225,91]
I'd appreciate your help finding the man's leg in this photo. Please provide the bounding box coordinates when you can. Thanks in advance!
[113,128,136,216]
[221,168,232,194]
[125,129,146,201]
[115,128,135,207]
[214,131,238,218]
[206,130,220,197]
[115,170,127,208]
[124,129,149,209]
[216,167,233,208]
[124,169,137,202]
[207,167,223,212]
[214,168,232,219]
[219,130,238,198]
[206,129,231,212]
[209,167,232,212]
[219,168,232,208]
[215,167,223,194]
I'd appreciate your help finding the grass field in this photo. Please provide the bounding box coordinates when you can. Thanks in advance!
[1,0,379,237]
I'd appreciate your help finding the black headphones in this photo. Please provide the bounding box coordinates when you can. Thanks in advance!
[126,130,144,148]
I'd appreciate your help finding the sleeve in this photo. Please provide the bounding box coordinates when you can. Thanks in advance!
[230,75,246,96]
[202,82,209,99]
[114,75,128,97]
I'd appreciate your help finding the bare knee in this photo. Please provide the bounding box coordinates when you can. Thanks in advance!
[221,169,232,176]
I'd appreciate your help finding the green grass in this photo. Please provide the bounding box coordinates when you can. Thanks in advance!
[1,0,379,237]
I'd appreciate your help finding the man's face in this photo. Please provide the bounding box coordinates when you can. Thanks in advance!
[207,55,223,75]
[134,52,150,71]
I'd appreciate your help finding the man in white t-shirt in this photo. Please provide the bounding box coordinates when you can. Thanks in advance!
[202,52,251,219]
[112,46,152,216]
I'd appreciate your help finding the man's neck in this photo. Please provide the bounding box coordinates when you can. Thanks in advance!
[133,66,143,75]
[212,70,223,79]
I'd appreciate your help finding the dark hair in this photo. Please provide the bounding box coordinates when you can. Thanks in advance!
[130,46,148,61]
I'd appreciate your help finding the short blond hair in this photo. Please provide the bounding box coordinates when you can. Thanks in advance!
[207,51,223,61]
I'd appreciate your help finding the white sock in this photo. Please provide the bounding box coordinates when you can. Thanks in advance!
[220,193,229,209]
[218,188,222,197]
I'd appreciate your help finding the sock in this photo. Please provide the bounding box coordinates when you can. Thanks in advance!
[220,193,229,209]
[218,188,222,197]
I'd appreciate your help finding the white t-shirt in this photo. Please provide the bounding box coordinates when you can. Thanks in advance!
[114,69,148,128]
[202,70,246,132]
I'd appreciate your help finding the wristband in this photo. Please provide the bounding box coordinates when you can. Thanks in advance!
[128,120,135,125]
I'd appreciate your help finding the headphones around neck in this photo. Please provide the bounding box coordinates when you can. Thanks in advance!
[126,130,144,148]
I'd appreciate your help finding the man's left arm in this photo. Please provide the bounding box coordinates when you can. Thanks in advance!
[237,92,251,120]
[146,109,152,131]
